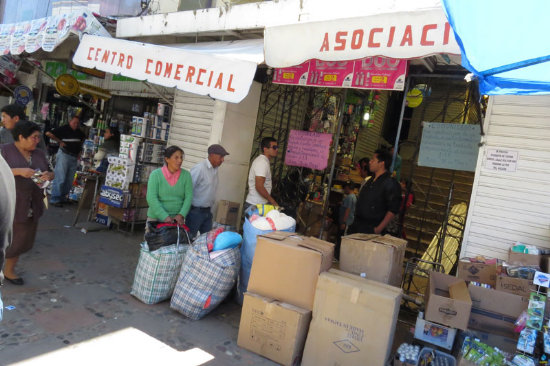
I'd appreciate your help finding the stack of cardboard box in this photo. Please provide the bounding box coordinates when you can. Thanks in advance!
[237,232,334,365]
[238,232,404,366]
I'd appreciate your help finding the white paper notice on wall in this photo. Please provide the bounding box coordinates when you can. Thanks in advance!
[484,148,518,173]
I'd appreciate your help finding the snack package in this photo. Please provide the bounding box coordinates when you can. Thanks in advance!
[514,311,528,333]
[526,292,546,330]
[517,328,537,354]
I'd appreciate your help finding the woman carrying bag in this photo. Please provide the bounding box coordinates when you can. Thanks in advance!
[146,145,193,228]
[0,121,54,285]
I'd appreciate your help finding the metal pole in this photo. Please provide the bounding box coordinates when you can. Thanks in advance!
[319,89,348,239]
[391,77,411,172]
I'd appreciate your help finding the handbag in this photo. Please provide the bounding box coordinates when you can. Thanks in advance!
[145,221,191,251]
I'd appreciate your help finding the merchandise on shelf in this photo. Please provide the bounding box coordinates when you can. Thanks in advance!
[105,156,136,190]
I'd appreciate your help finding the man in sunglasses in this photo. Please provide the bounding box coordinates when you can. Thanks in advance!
[244,137,279,212]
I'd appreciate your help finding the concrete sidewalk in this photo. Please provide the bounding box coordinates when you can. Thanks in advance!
[0,205,276,365]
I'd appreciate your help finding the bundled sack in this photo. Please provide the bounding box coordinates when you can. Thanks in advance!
[131,226,190,304]
[237,205,295,304]
[170,229,241,320]
[144,222,191,251]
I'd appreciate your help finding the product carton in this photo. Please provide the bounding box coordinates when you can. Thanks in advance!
[496,275,535,298]
[339,233,407,287]
[237,292,311,366]
[424,271,472,330]
[457,329,519,356]
[413,316,457,350]
[215,200,240,226]
[508,249,540,266]
[457,259,497,287]
[468,284,529,336]
[248,232,334,310]
[302,269,402,366]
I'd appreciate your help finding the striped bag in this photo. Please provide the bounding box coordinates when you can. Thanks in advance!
[170,231,240,320]
[131,227,190,304]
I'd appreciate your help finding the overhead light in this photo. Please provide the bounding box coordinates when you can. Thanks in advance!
[363,112,370,120]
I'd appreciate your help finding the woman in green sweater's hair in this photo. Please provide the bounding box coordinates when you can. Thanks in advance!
[146,145,193,227]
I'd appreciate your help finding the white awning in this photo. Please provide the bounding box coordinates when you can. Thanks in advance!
[264,1,460,68]
[73,35,262,104]
[0,9,110,56]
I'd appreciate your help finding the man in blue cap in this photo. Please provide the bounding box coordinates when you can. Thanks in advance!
[186,144,229,238]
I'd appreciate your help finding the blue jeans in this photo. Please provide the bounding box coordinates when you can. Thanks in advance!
[50,150,78,203]
[185,207,213,239]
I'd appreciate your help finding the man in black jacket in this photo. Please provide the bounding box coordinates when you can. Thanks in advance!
[349,149,401,235]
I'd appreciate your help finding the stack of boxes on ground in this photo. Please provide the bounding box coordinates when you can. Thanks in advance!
[401,242,550,366]
[97,103,170,227]
[238,232,405,366]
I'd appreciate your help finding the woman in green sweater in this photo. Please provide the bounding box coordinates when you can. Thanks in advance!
[146,146,193,226]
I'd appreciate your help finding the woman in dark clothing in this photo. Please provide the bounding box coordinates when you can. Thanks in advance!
[93,127,120,172]
[0,121,54,285]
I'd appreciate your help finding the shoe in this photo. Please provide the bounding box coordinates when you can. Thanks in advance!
[4,276,24,285]
[52,202,63,208]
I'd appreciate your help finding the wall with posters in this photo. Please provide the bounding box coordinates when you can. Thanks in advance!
[461,95,550,260]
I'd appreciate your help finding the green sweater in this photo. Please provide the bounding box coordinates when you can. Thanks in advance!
[146,168,193,221]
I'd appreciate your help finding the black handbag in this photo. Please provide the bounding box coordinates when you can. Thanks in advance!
[144,222,190,251]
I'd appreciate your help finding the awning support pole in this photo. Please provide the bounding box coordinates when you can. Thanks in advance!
[391,77,411,173]
[319,88,348,239]
[142,81,174,106]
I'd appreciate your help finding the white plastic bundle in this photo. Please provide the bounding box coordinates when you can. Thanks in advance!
[250,209,296,231]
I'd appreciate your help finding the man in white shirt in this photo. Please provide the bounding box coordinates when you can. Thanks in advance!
[244,137,279,212]
[186,144,229,238]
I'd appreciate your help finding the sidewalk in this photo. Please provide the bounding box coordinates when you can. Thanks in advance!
[0,205,276,365]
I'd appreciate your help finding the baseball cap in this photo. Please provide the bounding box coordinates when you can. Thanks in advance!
[208,144,229,156]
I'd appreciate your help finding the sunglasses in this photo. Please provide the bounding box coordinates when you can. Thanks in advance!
[270,145,279,150]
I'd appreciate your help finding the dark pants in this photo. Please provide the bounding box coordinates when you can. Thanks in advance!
[185,206,213,239]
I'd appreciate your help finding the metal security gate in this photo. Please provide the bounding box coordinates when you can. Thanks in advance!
[399,75,484,309]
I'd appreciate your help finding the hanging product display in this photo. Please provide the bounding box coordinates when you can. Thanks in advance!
[273,56,407,91]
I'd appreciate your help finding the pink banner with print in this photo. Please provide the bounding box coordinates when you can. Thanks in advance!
[285,130,333,171]
[273,56,407,90]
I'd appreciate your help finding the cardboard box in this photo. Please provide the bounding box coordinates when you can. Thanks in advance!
[457,259,497,287]
[302,270,402,366]
[237,292,311,366]
[215,200,240,226]
[414,316,457,350]
[467,284,528,336]
[508,249,540,266]
[424,271,472,330]
[339,234,407,287]
[496,275,535,298]
[248,232,334,310]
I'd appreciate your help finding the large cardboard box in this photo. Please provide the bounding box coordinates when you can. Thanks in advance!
[238,292,311,366]
[339,234,407,287]
[508,249,540,266]
[248,232,334,310]
[496,275,535,298]
[302,269,402,366]
[215,200,240,226]
[468,284,529,336]
[424,271,472,330]
[457,259,497,287]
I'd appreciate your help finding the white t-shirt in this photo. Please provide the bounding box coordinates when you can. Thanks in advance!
[245,154,272,205]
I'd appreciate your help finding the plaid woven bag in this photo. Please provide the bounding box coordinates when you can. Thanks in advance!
[131,227,190,305]
[170,232,240,320]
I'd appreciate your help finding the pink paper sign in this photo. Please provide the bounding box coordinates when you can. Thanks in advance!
[308,60,355,87]
[272,61,310,85]
[352,57,407,90]
[273,56,407,90]
[285,130,333,170]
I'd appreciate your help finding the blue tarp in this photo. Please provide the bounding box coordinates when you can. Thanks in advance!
[442,0,550,95]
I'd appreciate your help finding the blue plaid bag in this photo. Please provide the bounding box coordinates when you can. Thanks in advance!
[170,232,240,320]
[131,227,190,304]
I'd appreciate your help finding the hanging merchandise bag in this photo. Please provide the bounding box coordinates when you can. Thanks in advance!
[170,229,240,320]
[131,225,190,304]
